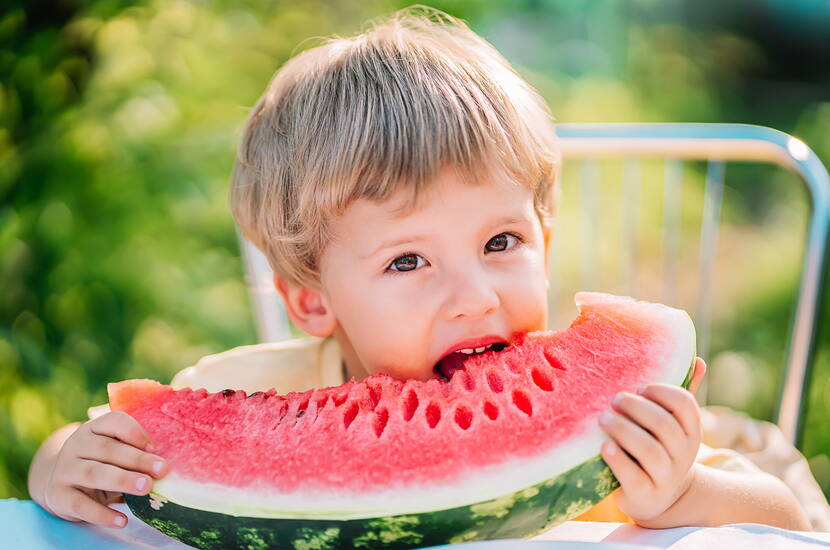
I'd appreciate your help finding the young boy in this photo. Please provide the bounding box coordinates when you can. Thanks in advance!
[28,6,811,533]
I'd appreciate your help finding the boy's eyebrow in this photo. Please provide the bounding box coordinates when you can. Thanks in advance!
[363,215,530,259]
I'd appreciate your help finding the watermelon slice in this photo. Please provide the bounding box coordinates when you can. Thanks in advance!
[111,293,695,549]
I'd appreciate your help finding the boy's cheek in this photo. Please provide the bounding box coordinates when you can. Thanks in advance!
[360,357,439,382]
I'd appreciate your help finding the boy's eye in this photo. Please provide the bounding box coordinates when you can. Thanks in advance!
[389,253,427,272]
[485,233,520,253]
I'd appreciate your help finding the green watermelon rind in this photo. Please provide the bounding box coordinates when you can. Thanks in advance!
[680,355,696,390]
[124,453,616,550]
[124,355,697,549]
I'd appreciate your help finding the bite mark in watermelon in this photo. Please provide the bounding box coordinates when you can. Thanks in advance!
[111,292,696,549]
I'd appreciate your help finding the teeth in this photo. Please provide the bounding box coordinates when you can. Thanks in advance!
[453,344,506,357]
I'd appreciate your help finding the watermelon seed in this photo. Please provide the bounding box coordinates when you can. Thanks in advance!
[512,390,533,416]
[459,370,475,391]
[221,389,236,398]
[483,401,499,421]
[454,406,473,430]
[296,397,310,417]
[247,391,263,399]
[425,402,441,428]
[296,409,305,418]
[368,385,382,410]
[505,357,523,374]
[486,371,504,393]
[374,408,389,437]
[531,368,553,392]
[402,390,419,422]
[543,350,565,370]
[271,401,288,428]
[343,402,359,429]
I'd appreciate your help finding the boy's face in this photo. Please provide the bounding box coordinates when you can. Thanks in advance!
[317,166,551,382]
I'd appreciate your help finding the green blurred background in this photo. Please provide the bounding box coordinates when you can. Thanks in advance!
[2,0,830,502]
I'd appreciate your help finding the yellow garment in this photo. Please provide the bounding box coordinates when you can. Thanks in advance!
[90,336,829,529]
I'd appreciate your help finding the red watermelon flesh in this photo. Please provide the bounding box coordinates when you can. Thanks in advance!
[109,292,694,518]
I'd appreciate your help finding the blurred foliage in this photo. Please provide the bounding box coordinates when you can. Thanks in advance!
[2,0,829,505]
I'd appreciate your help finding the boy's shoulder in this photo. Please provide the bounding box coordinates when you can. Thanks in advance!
[170,335,345,394]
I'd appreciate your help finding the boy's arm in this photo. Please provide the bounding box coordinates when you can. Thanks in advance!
[28,422,124,513]
[638,463,812,530]
[28,422,82,513]
[601,358,811,531]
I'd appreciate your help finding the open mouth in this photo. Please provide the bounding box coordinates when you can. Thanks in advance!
[433,342,510,381]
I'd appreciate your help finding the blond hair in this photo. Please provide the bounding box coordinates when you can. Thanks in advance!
[231,6,559,289]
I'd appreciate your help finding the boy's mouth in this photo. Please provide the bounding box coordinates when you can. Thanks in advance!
[433,342,509,381]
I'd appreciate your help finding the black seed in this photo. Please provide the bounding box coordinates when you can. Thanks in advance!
[296,409,306,418]
[248,391,263,399]
[221,389,236,398]
[491,343,508,352]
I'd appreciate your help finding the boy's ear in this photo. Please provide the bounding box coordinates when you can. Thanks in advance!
[273,274,338,338]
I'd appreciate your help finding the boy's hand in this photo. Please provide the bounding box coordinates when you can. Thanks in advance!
[599,357,706,524]
[42,411,168,528]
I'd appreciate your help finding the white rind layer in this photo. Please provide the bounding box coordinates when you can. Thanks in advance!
[151,294,696,520]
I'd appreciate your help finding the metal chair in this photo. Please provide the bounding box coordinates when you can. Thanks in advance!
[239,123,830,448]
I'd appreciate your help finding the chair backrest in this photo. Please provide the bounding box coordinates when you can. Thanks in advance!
[239,123,830,448]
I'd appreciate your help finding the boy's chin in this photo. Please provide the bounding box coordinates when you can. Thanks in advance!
[371,366,443,383]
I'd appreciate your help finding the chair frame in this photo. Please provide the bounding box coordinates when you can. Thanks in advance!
[240,123,830,448]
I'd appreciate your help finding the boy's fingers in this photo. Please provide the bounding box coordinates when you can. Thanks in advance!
[637,384,701,438]
[88,411,153,451]
[601,440,652,493]
[53,487,128,528]
[80,434,167,478]
[599,411,671,484]
[612,392,686,463]
[69,458,153,496]
[687,358,707,395]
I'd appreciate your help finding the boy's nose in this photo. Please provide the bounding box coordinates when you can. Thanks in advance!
[443,272,499,320]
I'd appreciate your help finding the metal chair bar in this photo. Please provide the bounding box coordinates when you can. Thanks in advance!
[662,159,683,305]
[239,233,292,343]
[238,123,829,447]
[580,159,600,291]
[621,159,640,297]
[695,161,726,378]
